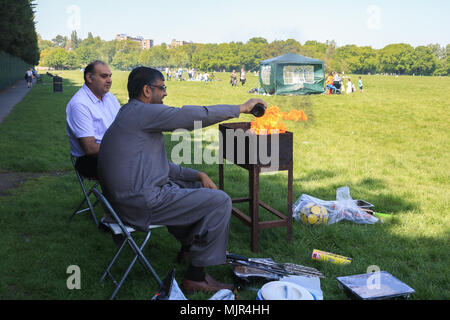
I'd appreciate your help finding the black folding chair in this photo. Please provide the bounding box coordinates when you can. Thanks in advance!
[70,155,100,226]
[92,188,163,300]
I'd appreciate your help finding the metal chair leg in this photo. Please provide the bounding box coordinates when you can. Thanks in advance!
[70,181,99,226]
[70,155,100,226]
[107,231,161,300]
[100,236,128,284]
[92,188,163,300]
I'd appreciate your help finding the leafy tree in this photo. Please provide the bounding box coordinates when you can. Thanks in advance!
[41,47,77,69]
[80,32,102,49]
[412,46,438,75]
[98,40,117,64]
[247,37,268,45]
[75,46,100,68]
[139,45,169,67]
[71,30,79,49]
[111,51,138,70]
[52,35,66,48]
[334,45,377,74]
[0,0,39,65]
[33,29,449,76]
[115,39,140,54]
[377,43,415,74]
[37,33,54,52]
[168,47,189,68]
[261,39,302,61]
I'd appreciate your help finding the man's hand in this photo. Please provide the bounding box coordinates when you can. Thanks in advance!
[196,172,217,190]
[239,98,267,114]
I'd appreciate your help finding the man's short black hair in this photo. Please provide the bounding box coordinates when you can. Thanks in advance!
[127,67,165,100]
[84,60,107,83]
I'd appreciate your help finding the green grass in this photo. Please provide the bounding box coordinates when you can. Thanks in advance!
[0,71,449,300]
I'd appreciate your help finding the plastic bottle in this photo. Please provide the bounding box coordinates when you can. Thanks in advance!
[312,249,352,265]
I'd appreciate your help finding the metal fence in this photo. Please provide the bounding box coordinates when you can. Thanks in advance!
[0,51,29,91]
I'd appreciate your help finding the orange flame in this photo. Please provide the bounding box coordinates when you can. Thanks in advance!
[280,109,309,122]
[251,106,308,135]
[251,106,287,135]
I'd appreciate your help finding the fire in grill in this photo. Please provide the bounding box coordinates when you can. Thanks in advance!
[218,121,294,252]
[219,122,293,169]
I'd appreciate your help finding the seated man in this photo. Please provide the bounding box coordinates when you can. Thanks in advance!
[97,66,266,293]
[66,60,121,179]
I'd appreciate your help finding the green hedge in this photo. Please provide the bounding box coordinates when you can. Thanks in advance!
[0,51,29,91]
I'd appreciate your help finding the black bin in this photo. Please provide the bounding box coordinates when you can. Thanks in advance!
[53,76,63,92]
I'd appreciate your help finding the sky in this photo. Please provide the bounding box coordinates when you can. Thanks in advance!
[34,0,449,49]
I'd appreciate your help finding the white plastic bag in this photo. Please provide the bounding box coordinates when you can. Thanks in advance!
[293,186,378,225]
[293,193,343,225]
[152,278,235,300]
[335,186,378,224]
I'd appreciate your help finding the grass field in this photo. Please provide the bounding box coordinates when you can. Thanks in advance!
[0,70,449,300]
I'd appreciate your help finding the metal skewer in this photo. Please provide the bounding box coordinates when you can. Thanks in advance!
[226,253,325,278]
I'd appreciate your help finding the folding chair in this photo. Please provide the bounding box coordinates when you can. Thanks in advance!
[70,155,100,226]
[92,188,163,300]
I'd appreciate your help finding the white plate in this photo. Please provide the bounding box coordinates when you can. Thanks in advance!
[261,281,315,300]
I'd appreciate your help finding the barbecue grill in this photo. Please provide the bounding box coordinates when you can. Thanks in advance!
[219,122,293,252]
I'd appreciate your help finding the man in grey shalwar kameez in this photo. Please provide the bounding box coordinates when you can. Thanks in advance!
[98,67,267,293]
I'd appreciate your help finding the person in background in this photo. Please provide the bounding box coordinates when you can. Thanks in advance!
[358,76,363,93]
[26,68,34,88]
[230,70,238,86]
[346,78,353,95]
[326,72,336,94]
[333,72,342,93]
[340,78,346,94]
[240,68,246,86]
[165,67,171,81]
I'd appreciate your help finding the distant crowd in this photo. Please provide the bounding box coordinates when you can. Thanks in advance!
[162,67,253,87]
[164,67,217,82]
[325,72,363,95]
[230,69,247,87]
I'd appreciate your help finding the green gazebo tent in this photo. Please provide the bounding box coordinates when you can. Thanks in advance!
[259,53,325,95]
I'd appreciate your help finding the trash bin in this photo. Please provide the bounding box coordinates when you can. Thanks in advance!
[53,76,63,92]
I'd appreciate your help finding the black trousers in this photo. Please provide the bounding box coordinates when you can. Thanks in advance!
[75,155,98,180]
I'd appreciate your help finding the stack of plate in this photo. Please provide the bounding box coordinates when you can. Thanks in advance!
[256,281,316,300]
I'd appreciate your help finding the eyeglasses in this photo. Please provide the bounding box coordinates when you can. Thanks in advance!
[149,84,167,92]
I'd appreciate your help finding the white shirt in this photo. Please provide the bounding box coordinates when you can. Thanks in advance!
[346,82,353,94]
[66,84,121,157]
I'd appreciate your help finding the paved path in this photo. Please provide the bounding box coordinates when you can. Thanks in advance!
[0,79,34,124]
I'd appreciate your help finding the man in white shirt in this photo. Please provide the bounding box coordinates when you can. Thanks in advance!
[66,60,121,179]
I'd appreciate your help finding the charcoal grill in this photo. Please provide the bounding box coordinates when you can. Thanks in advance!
[218,122,293,252]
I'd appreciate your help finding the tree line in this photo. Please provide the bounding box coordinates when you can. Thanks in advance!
[38,33,449,76]
[0,0,39,65]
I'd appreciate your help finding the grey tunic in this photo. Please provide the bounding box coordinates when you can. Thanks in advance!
[98,99,241,266]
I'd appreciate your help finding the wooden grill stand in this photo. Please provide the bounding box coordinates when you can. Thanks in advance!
[218,123,293,253]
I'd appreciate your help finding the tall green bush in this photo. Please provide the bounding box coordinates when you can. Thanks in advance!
[0,0,39,65]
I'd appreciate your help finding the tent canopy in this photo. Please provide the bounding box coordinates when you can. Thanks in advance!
[259,53,325,95]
